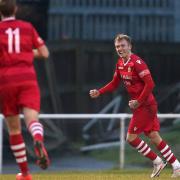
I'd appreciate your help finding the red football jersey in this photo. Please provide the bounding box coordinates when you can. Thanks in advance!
[99,54,157,106]
[0,17,44,87]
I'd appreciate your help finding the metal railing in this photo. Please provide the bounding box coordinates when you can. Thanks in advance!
[1,113,180,173]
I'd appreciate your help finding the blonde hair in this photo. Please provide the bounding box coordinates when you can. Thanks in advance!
[114,34,132,45]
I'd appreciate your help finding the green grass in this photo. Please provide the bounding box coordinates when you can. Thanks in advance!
[88,128,180,166]
[0,169,174,180]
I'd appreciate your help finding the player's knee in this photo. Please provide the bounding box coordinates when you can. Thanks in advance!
[9,126,21,134]
[126,135,130,142]
[6,122,21,134]
[148,131,162,145]
[125,136,129,142]
[8,126,21,135]
[148,131,159,139]
[126,134,137,143]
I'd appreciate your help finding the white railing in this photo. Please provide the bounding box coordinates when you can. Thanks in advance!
[0,113,180,173]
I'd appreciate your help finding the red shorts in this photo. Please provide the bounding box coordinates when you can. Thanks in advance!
[0,82,40,117]
[128,104,160,135]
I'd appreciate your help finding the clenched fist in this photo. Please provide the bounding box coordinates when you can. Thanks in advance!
[128,100,140,109]
[89,89,100,98]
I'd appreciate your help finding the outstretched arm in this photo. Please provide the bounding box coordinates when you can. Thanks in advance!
[89,71,121,99]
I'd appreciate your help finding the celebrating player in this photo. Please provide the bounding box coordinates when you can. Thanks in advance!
[89,34,180,178]
[0,0,50,179]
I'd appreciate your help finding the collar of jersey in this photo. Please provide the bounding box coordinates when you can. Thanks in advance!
[2,16,15,22]
[123,53,133,66]
[123,57,131,66]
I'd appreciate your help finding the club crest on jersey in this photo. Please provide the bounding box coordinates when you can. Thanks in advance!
[136,60,141,64]
[128,66,131,72]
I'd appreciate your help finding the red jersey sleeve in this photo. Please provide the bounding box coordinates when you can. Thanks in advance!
[134,59,155,104]
[98,65,121,94]
[31,24,44,48]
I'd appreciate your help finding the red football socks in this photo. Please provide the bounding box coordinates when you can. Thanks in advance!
[129,137,157,160]
[10,134,29,174]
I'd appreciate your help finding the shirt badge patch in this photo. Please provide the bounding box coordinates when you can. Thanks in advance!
[37,37,43,44]
[139,69,150,78]
[136,60,141,64]
[128,66,131,72]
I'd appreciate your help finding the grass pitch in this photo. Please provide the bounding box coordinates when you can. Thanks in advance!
[0,169,173,180]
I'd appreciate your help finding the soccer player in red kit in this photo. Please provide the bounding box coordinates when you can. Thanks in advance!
[90,34,180,178]
[0,0,50,179]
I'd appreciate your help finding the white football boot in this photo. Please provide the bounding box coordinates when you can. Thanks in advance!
[171,168,180,178]
[150,160,167,178]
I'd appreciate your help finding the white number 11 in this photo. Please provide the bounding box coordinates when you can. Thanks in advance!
[5,28,20,53]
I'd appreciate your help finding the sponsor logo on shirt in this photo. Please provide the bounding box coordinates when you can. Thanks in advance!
[121,74,132,80]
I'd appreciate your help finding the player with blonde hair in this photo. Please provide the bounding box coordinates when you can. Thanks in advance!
[90,34,180,178]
